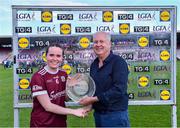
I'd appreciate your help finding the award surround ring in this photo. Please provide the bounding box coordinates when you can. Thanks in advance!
[66,73,96,102]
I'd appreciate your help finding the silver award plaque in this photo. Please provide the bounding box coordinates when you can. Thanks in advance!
[66,73,96,102]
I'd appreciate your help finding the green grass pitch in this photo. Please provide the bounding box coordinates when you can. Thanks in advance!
[0,61,179,127]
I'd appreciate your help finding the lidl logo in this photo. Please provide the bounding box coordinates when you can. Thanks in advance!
[62,64,72,74]
[160,50,170,61]
[41,11,52,22]
[79,37,90,49]
[42,52,47,62]
[160,90,170,100]
[19,78,30,89]
[138,36,149,48]
[138,76,149,88]
[60,24,71,35]
[18,37,30,49]
[119,23,130,34]
[160,10,170,21]
[103,11,113,22]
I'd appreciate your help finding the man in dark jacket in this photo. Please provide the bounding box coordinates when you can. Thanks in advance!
[79,32,130,127]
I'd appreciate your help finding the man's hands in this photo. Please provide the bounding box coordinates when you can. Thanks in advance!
[79,96,99,106]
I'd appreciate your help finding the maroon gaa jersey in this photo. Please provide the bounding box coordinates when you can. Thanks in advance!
[30,66,68,127]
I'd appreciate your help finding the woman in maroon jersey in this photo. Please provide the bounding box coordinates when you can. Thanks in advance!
[30,43,89,127]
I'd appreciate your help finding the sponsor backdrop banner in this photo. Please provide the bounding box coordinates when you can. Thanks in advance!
[12,6,176,105]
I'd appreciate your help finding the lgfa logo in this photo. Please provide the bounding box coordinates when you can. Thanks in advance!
[103,11,113,22]
[138,36,149,48]
[160,10,170,21]
[79,37,90,49]
[16,12,35,21]
[160,50,170,61]
[18,37,30,49]
[119,23,130,34]
[60,24,71,35]
[41,11,52,22]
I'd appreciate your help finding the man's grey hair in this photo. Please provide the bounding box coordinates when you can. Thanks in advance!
[93,32,111,42]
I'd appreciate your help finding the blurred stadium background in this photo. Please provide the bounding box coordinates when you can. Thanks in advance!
[0,32,179,127]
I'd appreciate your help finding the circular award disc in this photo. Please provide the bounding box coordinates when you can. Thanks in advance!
[66,73,96,102]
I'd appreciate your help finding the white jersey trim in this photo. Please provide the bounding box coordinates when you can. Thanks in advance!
[32,90,48,97]
[44,65,59,74]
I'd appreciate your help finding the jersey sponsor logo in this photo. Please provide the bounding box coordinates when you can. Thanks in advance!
[18,37,30,49]
[53,75,59,79]
[46,79,53,83]
[50,90,66,100]
[160,10,170,21]
[103,11,113,22]
[41,11,52,22]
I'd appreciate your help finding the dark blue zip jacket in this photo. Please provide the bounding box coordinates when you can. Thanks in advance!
[90,52,129,112]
